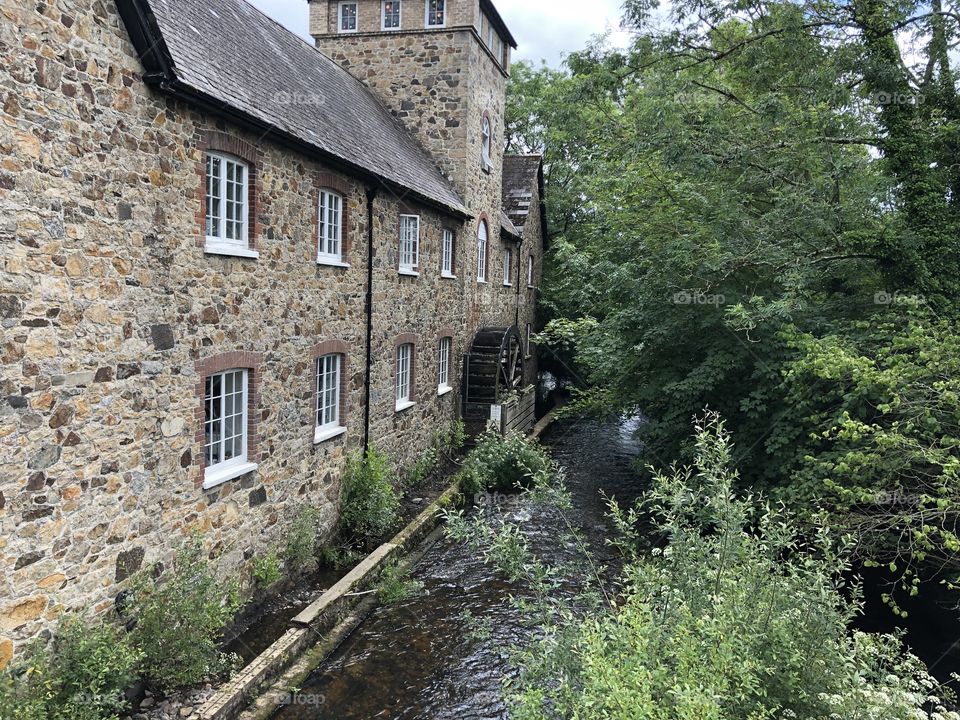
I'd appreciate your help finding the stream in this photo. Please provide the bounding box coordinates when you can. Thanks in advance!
[270,414,960,719]
[270,416,646,719]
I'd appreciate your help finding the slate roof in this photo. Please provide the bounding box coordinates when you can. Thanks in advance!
[500,210,521,241]
[502,155,543,233]
[119,0,467,216]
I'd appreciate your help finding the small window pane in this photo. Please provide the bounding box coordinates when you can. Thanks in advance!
[383,0,400,28]
[427,0,444,26]
[340,2,357,31]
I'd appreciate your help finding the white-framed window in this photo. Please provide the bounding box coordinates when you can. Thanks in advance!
[527,255,534,287]
[481,115,492,171]
[317,190,343,264]
[487,24,495,49]
[338,1,358,32]
[205,152,254,256]
[425,0,445,27]
[204,368,255,487]
[441,228,455,277]
[437,336,451,393]
[503,247,513,286]
[399,214,420,273]
[496,35,504,63]
[316,354,341,430]
[396,343,414,409]
[382,0,401,29]
[526,323,532,356]
[476,221,488,281]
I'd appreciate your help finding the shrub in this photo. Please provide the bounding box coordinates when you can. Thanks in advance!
[252,546,283,588]
[375,562,424,604]
[128,537,242,691]
[318,543,361,570]
[404,446,438,488]
[340,449,399,543]
[452,414,960,720]
[457,430,552,497]
[433,418,466,457]
[0,614,141,720]
[284,507,320,574]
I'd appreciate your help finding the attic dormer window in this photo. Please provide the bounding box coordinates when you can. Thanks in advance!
[481,114,492,172]
[426,0,445,27]
[382,0,401,29]
[339,2,357,32]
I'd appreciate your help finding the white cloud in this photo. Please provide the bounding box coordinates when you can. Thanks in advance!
[245,0,629,66]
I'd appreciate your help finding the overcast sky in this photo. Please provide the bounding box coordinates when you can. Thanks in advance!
[247,0,631,66]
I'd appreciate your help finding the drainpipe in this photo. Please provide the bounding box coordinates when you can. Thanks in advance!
[363,186,378,455]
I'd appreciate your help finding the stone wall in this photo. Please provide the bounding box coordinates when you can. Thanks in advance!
[0,0,539,667]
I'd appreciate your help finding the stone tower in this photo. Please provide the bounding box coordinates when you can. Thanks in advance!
[308,0,516,216]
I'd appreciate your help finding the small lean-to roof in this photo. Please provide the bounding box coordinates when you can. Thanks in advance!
[117,0,467,217]
[502,154,544,237]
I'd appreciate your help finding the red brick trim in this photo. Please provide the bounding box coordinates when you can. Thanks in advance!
[439,226,456,274]
[193,351,264,488]
[314,171,353,264]
[394,333,418,403]
[196,131,264,253]
[310,339,350,433]
[477,213,491,281]
[436,328,455,342]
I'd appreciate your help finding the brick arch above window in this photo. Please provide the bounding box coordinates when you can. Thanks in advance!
[310,339,350,443]
[196,131,263,254]
[314,172,353,264]
[193,350,264,489]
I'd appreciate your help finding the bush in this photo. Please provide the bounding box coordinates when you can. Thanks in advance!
[457,430,552,497]
[340,449,399,543]
[128,537,242,691]
[404,446,438,488]
[433,418,466,457]
[455,414,960,720]
[284,507,320,574]
[252,546,283,588]
[0,614,141,720]
[375,562,424,604]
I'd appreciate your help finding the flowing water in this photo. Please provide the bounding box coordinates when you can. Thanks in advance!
[271,416,646,720]
[271,414,960,719]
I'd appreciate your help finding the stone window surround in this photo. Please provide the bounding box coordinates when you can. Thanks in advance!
[436,328,455,396]
[338,0,358,32]
[440,226,456,278]
[194,350,264,490]
[394,332,418,411]
[476,213,491,283]
[196,131,263,258]
[314,172,353,267]
[310,339,351,444]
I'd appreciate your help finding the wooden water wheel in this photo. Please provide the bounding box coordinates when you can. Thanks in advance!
[463,326,525,410]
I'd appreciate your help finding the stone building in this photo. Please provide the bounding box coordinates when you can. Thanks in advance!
[0,0,545,666]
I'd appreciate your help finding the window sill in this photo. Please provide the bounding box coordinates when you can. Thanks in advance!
[398,268,420,277]
[317,258,351,268]
[503,282,513,287]
[204,242,259,260]
[314,425,347,445]
[527,285,535,290]
[476,279,487,284]
[437,385,453,397]
[395,399,416,413]
[441,272,457,280]
[203,461,258,490]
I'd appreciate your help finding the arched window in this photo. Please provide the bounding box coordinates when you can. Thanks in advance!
[476,220,488,282]
[481,114,492,171]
